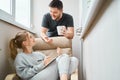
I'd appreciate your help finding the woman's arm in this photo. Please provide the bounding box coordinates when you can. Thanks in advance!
[14,54,45,79]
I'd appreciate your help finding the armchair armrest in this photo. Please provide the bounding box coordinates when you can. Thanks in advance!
[33,37,72,50]
[5,73,20,80]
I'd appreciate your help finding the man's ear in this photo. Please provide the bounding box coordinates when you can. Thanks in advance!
[61,9,63,12]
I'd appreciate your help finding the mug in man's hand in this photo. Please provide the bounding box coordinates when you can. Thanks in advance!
[57,26,66,35]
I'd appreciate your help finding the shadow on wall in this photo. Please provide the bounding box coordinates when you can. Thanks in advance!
[83,0,113,39]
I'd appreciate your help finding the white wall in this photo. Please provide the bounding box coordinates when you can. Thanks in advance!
[83,0,120,80]
[0,20,24,79]
[32,0,50,37]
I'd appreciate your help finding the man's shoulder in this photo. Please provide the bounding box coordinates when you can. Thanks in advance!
[63,13,73,19]
[44,13,51,17]
[43,13,52,20]
[63,13,72,17]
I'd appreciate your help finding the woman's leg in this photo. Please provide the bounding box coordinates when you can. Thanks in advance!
[30,61,59,80]
[56,54,70,80]
[68,57,78,74]
[56,54,78,80]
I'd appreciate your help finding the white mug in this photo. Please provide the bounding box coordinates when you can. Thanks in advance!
[57,26,66,35]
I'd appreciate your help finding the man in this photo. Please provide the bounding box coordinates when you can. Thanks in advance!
[40,0,74,43]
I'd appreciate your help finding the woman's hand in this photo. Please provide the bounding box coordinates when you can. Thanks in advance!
[44,56,52,66]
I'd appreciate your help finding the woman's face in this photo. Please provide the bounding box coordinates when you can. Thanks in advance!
[23,32,35,47]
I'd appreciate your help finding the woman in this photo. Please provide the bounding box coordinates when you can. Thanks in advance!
[9,31,78,80]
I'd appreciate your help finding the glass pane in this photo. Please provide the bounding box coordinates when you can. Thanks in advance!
[15,0,31,28]
[0,0,11,14]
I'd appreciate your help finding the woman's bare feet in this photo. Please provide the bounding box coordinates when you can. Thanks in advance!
[57,47,62,56]
[60,74,68,80]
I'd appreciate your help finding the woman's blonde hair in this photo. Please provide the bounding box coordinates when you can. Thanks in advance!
[9,31,28,60]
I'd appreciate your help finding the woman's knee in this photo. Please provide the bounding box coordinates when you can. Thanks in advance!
[71,57,79,66]
[71,57,78,63]
[56,54,70,62]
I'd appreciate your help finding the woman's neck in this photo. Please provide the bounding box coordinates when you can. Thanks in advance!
[23,46,33,54]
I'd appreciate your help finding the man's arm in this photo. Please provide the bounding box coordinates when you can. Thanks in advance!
[40,27,48,38]
[40,27,52,43]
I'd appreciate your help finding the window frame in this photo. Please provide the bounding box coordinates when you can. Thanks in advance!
[0,0,34,33]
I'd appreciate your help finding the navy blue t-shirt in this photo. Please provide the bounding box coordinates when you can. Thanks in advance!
[41,13,74,37]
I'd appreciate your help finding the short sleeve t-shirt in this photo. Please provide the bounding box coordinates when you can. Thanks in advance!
[41,13,74,37]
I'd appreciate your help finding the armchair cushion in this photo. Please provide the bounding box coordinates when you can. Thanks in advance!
[37,48,72,58]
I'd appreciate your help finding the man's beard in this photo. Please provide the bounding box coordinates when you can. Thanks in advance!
[54,14,62,21]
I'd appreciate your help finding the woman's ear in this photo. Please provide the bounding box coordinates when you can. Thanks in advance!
[22,41,27,46]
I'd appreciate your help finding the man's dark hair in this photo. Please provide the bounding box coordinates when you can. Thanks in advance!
[49,0,63,10]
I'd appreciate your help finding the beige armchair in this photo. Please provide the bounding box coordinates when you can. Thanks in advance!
[5,37,78,80]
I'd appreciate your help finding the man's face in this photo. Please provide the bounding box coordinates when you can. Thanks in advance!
[49,7,63,21]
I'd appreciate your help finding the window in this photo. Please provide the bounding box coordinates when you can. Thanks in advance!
[15,0,31,27]
[0,0,32,29]
[0,0,11,14]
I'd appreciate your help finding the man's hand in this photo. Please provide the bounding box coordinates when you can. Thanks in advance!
[43,36,53,43]
[63,27,74,39]
[61,26,67,35]
[40,27,53,43]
